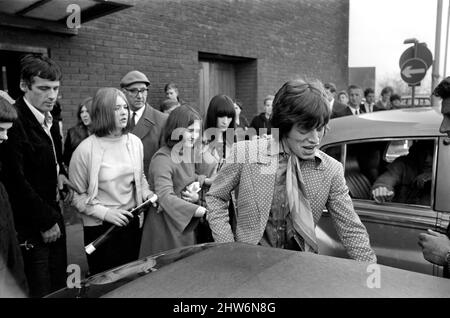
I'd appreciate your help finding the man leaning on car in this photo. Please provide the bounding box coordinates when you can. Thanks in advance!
[418,77,450,278]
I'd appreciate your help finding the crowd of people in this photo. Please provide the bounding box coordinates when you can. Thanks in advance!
[321,83,405,119]
[0,53,449,298]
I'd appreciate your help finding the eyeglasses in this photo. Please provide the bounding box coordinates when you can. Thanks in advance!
[125,88,148,97]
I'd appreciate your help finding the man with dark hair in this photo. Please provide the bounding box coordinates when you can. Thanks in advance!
[0,97,28,296]
[331,85,366,118]
[418,77,450,278]
[0,54,73,297]
[324,82,347,113]
[363,88,375,113]
[206,79,376,262]
[250,94,274,137]
[120,70,168,179]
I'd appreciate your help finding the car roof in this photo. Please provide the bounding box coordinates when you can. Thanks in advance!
[321,107,444,147]
[102,243,450,298]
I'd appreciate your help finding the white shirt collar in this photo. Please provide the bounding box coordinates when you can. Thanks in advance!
[23,96,46,126]
[131,105,145,125]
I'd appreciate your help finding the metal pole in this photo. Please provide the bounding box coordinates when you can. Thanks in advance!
[432,0,444,106]
[412,43,418,107]
[444,0,450,77]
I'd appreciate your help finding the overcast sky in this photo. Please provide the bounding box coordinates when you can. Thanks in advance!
[349,0,447,93]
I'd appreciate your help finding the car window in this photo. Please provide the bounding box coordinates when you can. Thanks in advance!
[324,138,435,207]
[385,140,412,163]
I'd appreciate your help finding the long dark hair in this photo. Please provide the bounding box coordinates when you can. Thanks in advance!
[204,94,236,158]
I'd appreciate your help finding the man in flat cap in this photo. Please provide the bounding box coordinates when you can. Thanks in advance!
[120,70,168,179]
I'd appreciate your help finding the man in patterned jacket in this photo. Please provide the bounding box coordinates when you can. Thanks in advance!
[206,79,376,262]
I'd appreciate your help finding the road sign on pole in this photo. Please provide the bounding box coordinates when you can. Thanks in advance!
[400,58,427,85]
[399,43,433,69]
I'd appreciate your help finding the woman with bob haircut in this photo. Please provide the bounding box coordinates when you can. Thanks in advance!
[139,105,214,257]
[69,87,157,275]
[202,94,236,172]
[196,94,236,243]
[206,79,377,262]
[63,97,93,166]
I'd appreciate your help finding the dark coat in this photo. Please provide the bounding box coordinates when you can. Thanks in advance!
[236,115,250,129]
[131,104,168,179]
[250,112,271,136]
[0,97,64,241]
[0,171,28,295]
[331,104,366,119]
[63,123,90,166]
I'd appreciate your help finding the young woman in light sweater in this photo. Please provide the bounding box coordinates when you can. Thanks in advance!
[69,87,156,276]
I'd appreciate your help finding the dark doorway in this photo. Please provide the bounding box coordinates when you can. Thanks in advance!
[0,50,29,100]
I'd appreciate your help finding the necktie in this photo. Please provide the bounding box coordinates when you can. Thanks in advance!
[130,111,136,130]
[355,108,360,115]
[286,153,318,253]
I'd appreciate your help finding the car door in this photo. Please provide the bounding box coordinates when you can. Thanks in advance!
[434,136,450,277]
[317,137,441,276]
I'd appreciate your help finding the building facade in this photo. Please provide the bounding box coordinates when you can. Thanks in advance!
[0,0,349,130]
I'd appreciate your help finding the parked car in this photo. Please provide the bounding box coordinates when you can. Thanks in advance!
[318,107,449,277]
[47,242,450,298]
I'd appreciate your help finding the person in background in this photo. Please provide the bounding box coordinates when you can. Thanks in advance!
[363,88,376,113]
[371,140,433,206]
[69,87,157,276]
[63,97,93,167]
[160,98,180,115]
[324,82,347,113]
[139,105,213,257]
[250,94,274,137]
[0,54,73,297]
[233,99,249,130]
[203,94,236,163]
[390,94,402,109]
[206,79,376,263]
[331,85,366,118]
[337,90,349,105]
[0,96,28,297]
[374,86,393,111]
[120,70,168,180]
[418,76,450,278]
[164,82,186,105]
[197,94,236,243]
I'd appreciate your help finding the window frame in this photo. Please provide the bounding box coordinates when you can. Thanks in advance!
[321,136,439,210]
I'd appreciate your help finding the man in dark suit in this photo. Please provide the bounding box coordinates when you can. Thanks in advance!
[331,84,366,118]
[324,82,347,115]
[120,71,168,179]
[0,54,73,297]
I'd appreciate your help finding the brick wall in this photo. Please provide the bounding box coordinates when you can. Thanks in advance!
[0,0,349,133]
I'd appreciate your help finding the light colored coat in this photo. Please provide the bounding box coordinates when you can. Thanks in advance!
[139,146,206,258]
[69,133,153,226]
[206,137,377,262]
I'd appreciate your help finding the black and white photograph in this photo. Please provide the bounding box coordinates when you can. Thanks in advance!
[0,0,449,303]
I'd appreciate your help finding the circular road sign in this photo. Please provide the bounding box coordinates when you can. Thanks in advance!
[400,58,428,85]
[399,43,433,69]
